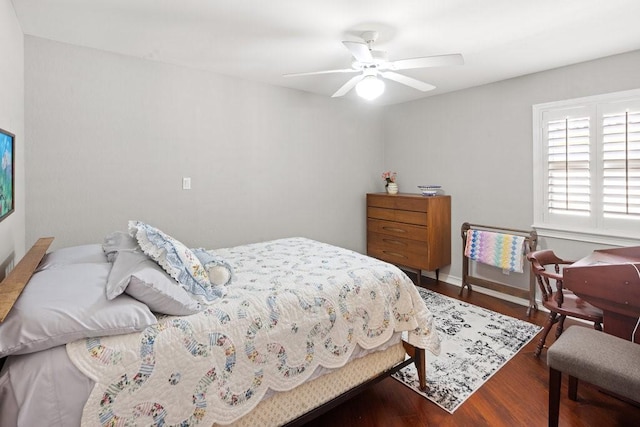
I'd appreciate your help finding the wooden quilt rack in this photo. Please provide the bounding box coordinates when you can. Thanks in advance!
[460,222,538,315]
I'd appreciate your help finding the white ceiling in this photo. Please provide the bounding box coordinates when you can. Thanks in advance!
[11,0,640,105]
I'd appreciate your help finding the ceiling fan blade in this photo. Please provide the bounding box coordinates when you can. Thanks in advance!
[332,74,364,98]
[389,54,464,71]
[283,68,358,78]
[342,41,373,63]
[380,71,436,92]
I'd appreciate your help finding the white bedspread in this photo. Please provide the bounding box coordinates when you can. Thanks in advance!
[67,238,440,425]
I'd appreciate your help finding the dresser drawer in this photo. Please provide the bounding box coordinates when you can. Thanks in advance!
[367,193,429,212]
[367,232,428,270]
[367,231,428,256]
[367,207,428,226]
[367,218,428,241]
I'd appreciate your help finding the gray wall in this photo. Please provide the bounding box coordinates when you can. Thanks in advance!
[25,36,384,252]
[383,49,640,292]
[0,0,25,279]
[21,34,640,300]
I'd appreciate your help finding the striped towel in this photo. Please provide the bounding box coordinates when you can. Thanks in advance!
[464,229,527,273]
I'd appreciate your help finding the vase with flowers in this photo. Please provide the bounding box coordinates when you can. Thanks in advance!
[382,171,398,194]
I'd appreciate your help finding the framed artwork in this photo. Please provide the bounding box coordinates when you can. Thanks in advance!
[0,127,14,223]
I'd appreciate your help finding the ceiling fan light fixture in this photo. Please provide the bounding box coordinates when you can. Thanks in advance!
[355,75,385,100]
[283,31,462,100]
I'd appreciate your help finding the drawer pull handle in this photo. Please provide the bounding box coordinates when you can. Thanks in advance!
[383,239,407,247]
[383,251,407,259]
[382,226,406,233]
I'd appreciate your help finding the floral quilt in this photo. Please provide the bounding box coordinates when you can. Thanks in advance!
[67,237,441,426]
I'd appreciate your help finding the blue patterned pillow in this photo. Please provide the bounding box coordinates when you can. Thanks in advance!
[128,221,221,304]
[192,248,234,289]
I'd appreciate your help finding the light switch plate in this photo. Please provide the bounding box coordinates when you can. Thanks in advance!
[182,177,191,190]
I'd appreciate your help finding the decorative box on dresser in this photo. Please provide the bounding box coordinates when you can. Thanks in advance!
[366,193,451,286]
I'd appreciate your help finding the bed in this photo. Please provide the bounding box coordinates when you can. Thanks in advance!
[0,221,441,426]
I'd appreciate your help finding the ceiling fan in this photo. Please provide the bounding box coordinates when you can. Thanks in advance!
[283,31,464,100]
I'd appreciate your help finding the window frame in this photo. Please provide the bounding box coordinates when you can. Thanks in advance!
[532,88,640,246]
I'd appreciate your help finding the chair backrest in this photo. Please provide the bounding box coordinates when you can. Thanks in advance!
[527,250,574,306]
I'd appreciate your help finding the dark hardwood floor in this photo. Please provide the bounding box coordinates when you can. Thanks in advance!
[304,275,640,427]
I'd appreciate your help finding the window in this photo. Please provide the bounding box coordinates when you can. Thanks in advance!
[533,88,640,245]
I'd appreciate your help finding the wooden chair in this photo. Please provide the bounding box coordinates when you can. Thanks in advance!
[527,250,603,357]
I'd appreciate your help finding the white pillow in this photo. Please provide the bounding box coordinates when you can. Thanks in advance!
[0,263,157,358]
[106,250,202,315]
[128,221,222,304]
[208,266,231,286]
[102,231,139,262]
[37,244,108,271]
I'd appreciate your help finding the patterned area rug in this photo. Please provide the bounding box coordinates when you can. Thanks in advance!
[392,287,541,413]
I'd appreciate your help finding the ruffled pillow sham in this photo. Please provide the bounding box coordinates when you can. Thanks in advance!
[128,221,231,303]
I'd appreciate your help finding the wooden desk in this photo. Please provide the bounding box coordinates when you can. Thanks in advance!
[563,246,640,342]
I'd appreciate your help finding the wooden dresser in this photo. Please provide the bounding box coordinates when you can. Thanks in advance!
[367,193,451,285]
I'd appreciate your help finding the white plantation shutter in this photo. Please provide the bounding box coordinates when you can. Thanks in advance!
[602,110,640,218]
[533,89,640,243]
[547,117,591,215]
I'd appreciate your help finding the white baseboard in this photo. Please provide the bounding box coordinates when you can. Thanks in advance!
[419,271,596,326]
[419,271,535,309]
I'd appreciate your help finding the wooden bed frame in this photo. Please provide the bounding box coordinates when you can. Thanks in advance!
[285,341,424,426]
[0,237,53,323]
[0,237,428,425]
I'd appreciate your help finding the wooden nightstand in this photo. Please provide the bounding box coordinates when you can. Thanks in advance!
[366,193,451,286]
